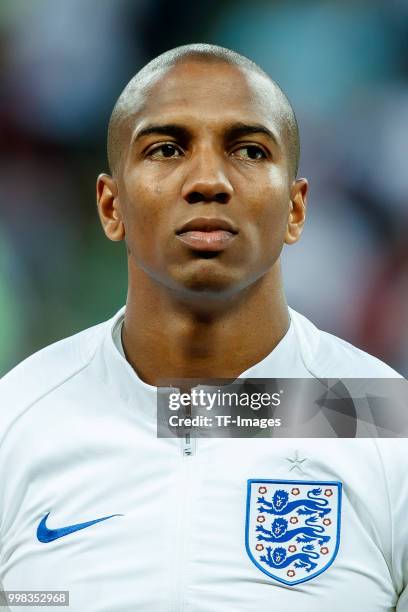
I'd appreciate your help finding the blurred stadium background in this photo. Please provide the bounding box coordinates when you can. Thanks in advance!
[0,0,407,376]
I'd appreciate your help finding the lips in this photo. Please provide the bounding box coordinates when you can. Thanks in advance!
[175,217,238,252]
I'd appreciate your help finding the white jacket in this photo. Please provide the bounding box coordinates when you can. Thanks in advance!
[0,306,405,612]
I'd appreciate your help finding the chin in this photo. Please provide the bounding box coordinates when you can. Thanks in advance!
[173,260,247,301]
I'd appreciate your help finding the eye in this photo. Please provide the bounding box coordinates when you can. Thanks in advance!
[232,145,266,160]
[148,143,183,158]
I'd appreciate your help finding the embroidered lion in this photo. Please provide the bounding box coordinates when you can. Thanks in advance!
[256,516,330,545]
[260,545,319,573]
[257,487,331,518]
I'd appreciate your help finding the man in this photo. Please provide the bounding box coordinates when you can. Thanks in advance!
[0,44,406,611]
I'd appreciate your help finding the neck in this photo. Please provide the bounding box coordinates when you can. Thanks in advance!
[122,261,289,387]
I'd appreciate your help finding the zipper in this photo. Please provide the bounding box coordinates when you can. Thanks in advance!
[182,432,196,457]
[169,435,196,612]
[169,394,197,610]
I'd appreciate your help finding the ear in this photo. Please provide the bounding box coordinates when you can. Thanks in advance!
[284,178,308,245]
[96,173,125,241]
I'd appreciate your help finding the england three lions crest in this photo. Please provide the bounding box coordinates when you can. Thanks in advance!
[245,479,342,585]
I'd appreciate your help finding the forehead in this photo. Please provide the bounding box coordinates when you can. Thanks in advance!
[131,60,286,139]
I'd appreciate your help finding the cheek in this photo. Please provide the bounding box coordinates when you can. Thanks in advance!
[121,174,163,240]
[119,170,180,269]
[247,178,289,238]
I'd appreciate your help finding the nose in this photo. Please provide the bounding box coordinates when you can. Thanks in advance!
[181,149,233,205]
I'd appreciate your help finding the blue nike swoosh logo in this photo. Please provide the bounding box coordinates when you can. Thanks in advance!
[37,511,123,543]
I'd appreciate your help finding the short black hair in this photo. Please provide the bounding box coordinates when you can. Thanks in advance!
[107,43,300,178]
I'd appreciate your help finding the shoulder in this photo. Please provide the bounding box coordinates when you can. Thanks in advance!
[0,314,114,427]
[289,308,402,378]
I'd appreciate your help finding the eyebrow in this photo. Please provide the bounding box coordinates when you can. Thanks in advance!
[133,124,189,143]
[225,122,279,146]
[132,121,279,147]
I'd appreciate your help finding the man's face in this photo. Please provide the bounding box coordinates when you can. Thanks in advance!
[111,60,305,299]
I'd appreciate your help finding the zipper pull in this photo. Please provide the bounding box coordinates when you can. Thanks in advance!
[182,433,195,456]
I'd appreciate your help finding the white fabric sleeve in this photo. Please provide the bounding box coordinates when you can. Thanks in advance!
[375,439,408,606]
